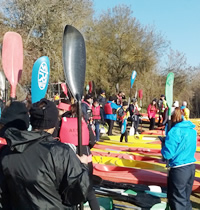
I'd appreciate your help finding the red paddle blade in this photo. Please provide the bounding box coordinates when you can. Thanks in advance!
[89,81,92,93]
[2,32,23,98]
[61,83,68,96]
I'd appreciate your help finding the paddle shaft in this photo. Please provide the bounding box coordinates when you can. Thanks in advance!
[77,100,82,156]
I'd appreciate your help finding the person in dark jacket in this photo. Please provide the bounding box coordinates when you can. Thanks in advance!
[0,98,90,210]
[81,94,93,124]
[60,103,100,210]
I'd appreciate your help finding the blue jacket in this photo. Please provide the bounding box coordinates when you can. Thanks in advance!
[161,120,197,167]
[104,101,121,121]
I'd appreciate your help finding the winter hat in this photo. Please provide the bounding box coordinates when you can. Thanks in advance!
[182,101,187,107]
[160,94,165,98]
[100,89,105,94]
[122,101,128,106]
[30,98,58,129]
[173,101,179,107]
[0,101,29,130]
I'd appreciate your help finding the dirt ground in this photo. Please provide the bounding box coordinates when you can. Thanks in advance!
[98,121,200,210]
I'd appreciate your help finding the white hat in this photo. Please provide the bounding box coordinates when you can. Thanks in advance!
[182,101,187,106]
[173,101,179,107]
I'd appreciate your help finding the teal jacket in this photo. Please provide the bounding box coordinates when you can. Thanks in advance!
[104,101,121,121]
[161,120,197,167]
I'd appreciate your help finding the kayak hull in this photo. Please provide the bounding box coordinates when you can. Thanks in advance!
[93,163,200,192]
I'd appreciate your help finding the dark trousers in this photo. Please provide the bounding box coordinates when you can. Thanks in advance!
[149,118,155,130]
[133,115,140,134]
[120,130,128,142]
[168,164,195,210]
[119,121,128,142]
[106,119,114,135]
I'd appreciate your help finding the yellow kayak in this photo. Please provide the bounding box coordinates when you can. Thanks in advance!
[98,140,200,152]
[101,135,161,142]
[91,147,161,160]
[92,155,200,178]
[98,140,162,149]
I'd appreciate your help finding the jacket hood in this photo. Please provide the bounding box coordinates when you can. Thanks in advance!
[174,120,195,129]
[4,128,52,153]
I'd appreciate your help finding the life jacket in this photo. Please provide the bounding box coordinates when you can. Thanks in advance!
[104,102,113,115]
[117,107,126,121]
[92,105,101,120]
[59,117,89,146]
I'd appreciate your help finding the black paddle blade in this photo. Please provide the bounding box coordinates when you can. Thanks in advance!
[62,25,86,101]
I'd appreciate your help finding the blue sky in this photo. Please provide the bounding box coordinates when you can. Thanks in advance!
[92,0,200,67]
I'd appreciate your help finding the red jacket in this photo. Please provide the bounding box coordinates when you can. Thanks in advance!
[92,105,101,120]
[147,104,157,118]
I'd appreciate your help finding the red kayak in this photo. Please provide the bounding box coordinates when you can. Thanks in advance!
[94,143,161,154]
[93,144,200,161]
[91,150,162,162]
[93,163,200,192]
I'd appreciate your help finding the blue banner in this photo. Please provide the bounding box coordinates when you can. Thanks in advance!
[130,70,137,88]
[31,56,50,103]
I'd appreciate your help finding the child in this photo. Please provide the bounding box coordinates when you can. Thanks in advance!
[92,98,104,141]
[117,101,130,142]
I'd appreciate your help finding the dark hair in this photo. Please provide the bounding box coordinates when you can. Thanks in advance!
[109,96,115,101]
[151,99,157,107]
[172,107,183,123]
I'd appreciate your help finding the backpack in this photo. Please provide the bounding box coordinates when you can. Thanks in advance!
[118,107,125,117]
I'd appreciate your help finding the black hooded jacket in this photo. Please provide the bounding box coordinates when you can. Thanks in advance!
[0,128,89,210]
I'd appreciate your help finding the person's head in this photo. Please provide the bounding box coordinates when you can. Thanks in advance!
[84,94,93,104]
[182,101,187,107]
[30,98,58,134]
[152,98,157,106]
[131,98,137,104]
[160,95,165,100]
[172,107,183,123]
[57,102,71,117]
[173,101,179,108]
[122,101,128,109]
[109,96,115,102]
[70,103,77,114]
[100,89,105,95]
[0,101,30,132]
[118,91,122,97]
[93,98,99,107]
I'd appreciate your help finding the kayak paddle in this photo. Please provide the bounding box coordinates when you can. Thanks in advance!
[31,56,50,103]
[0,71,6,99]
[129,70,137,104]
[165,72,174,210]
[62,25,86,156]
[89,81,92,94]
[165,72,174,131]
[2,32,23,102]
[61,83,68,98]
[138,89,143,107]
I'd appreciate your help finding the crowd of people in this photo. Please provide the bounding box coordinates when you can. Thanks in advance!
[0,89,195,210]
